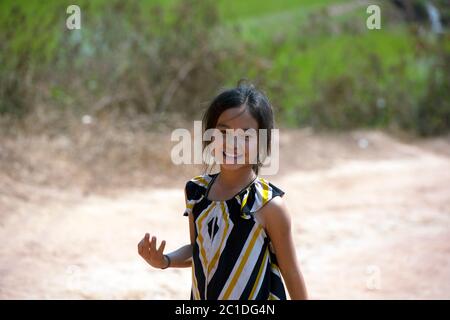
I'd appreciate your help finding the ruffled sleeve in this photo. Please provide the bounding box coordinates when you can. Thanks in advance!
[237,178,285,216]
[182,175,210,216]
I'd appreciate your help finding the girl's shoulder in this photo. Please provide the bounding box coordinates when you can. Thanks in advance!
[184,173,217,204]
[239,177,285,215]
[186,173,217,189]
[183,173,216,216]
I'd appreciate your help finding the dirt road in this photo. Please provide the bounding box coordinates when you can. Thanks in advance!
[1,130,449,299]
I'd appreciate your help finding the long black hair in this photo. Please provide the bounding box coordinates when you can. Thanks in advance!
[202,80,275,175]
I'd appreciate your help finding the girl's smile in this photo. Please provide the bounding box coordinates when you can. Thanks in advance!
[222,150,244,163]
[213,105,259,169]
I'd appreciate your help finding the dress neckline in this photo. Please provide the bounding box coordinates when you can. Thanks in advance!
[205,173,258,202]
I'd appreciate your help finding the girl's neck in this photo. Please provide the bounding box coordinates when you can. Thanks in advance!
[217,166,256,189]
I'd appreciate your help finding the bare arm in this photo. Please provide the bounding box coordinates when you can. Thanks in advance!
[258,197,308,300]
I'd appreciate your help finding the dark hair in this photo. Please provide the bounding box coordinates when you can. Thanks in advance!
[202,81,274,174]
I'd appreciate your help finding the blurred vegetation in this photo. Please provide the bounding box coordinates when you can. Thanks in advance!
[0,0,449,136]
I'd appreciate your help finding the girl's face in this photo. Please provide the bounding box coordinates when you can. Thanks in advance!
[213,105,259,171]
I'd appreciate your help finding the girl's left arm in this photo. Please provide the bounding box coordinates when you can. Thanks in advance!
[259,197,308,300]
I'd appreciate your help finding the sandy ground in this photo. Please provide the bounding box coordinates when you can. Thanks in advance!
[0,130,449,299]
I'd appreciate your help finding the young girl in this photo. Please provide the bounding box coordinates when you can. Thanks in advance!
[138,83,308,300]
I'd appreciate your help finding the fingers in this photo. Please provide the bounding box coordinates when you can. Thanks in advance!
[149,236,157,256]
[157,240,166,255]
[138,233,150,256]
[138,234,166,261]
[143,233,150,252]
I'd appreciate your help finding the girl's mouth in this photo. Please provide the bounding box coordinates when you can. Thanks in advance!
[223,151,244,162]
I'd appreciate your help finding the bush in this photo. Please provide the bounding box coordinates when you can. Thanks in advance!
[0,0,448,136]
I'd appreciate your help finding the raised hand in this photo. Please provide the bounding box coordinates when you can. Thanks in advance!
[137,233,168,269]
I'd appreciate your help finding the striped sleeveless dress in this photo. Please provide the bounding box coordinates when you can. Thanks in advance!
[183,173,287,300]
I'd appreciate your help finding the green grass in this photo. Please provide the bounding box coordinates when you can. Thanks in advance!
[216,0,347,21]
[211,1,419,111]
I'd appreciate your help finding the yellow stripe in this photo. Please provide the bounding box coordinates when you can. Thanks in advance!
[260,179,270,205]
[193,176,209,187]
[222,225,262,299]
[269,292,280,300]
[207,202,230,275]
[271,262,281,276]
[240,190,249,211]
[186,202,194,209]
[249,248,269,299]
[191,261,200,300]
[196,202,216,271]
[271,262,280,268]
